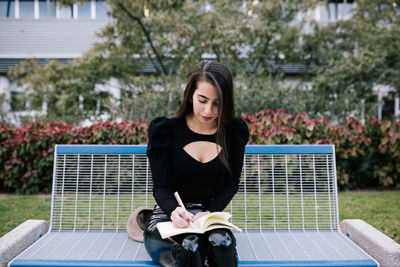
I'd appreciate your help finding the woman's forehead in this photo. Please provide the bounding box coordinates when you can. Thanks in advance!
[195,81,218,100]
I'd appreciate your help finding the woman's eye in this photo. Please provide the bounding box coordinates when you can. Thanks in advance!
[199,99,207,104]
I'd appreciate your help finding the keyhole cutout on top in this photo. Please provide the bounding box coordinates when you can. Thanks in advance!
[183,141,222,164]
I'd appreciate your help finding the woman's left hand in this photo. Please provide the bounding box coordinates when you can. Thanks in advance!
[193,211,211,221]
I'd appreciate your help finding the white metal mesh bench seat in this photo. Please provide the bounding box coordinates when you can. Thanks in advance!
[9,145,378,267]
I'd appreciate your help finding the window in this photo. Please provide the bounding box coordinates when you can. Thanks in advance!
[199,2,213,14]
[10,91,26,112]
[381,92,396,120]
[96,91,109,113]
[78,1,91,18]
[39,0,56,18]
[0,0,15,18]
[19,0,34,18]
[95,0,108,18]
[82,91,109,113]
[59,4,73,19]
[0,0,109,19]
[327,0,354,20]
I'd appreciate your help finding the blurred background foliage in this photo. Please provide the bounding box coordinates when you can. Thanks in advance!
[6,0,400,125]
[1,0,400,193]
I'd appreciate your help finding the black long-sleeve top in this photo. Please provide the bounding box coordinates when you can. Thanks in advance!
[146,116,249,218]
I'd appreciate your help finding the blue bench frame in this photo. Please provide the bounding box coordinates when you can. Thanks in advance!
[9,145,378,267]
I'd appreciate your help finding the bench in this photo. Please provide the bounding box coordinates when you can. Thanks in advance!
[9,144,378,266]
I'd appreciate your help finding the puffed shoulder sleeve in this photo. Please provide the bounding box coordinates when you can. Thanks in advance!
[147,117,172,154]
[227,118,249,183]
[207,118,249,212]
[147,117,178,217]
[231,117,250,149]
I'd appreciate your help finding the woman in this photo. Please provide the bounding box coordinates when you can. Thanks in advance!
[144,60,249,267]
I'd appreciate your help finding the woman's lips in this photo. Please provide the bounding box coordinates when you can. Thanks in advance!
[201,116,213,121]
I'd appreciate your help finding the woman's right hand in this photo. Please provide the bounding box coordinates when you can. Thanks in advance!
[170,207,194,228]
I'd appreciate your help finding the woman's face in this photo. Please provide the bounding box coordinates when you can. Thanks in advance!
[191,81,219,127]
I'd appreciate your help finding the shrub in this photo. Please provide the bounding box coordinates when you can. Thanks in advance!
[1,109,399,193]
[0,120,148,193]
[243,108,400,189]
[365,118,400,188]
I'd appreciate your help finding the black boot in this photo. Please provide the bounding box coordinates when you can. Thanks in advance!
[176,235,202,267]
[206,230,238,267]
[158,248,176,267]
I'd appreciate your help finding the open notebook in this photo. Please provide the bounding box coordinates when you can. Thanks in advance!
[157,212,242,239]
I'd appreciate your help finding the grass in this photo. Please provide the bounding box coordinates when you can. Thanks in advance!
[339,190,400,243]
[0,194,51,237]
[0,191,399,244]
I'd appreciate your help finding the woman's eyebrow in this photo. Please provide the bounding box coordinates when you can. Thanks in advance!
[197,93,209,99]
[197,93,218,101]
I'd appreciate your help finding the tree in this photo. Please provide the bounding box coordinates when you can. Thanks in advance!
[300,0,400,123]
[13,1,399,125]
[9,0,317,124]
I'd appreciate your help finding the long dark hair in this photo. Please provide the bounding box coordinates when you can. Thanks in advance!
[172,60,235,175]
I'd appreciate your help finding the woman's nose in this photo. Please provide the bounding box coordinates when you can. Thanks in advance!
[204,104,213,114]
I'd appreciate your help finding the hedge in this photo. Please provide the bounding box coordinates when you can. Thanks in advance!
[0,120,148,193]
[1,109,399,193]
[243,109,400,189]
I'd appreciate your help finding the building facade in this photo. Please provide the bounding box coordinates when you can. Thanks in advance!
[0,0,111,125]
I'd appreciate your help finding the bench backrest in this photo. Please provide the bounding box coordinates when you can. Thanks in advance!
[50,145,339,232]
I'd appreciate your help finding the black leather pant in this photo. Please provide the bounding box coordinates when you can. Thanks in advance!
[143,204,238,267]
